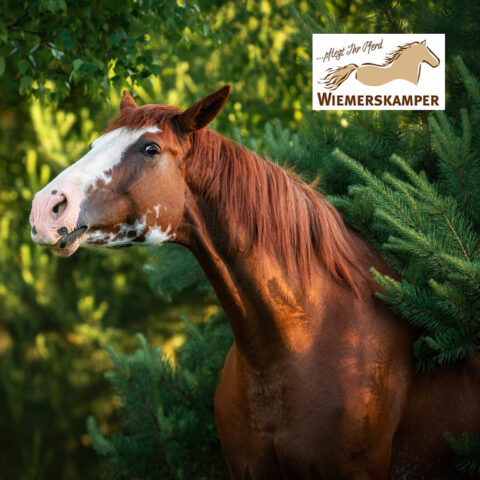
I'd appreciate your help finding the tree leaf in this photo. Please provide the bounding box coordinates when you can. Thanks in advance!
[51,48,64,60]
[17,59,30,74]
[20,75,33,89]
[73,59,83,71]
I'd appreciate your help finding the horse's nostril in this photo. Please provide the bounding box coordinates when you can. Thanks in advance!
[52,196,67,215]
[32,225,37,235]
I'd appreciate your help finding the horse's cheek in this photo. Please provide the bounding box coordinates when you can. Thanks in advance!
[139,162,186,231]
[78,192,129,228]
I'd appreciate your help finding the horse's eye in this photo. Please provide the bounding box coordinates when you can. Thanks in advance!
[144,144,160,156]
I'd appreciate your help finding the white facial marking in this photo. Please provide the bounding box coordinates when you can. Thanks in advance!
[85,212,171,247]
[85,229,128,246]
[143,126,162,134]
[40,126,162,196]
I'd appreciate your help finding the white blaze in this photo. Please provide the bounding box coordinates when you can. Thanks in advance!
[37,126,162,197]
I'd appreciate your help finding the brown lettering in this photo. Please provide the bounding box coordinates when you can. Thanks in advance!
[345,96,356,106]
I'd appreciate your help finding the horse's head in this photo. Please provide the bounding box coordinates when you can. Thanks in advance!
[417,40,440,68]
[29,86,230,256]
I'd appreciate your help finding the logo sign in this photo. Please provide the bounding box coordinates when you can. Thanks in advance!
[312,34,445,110]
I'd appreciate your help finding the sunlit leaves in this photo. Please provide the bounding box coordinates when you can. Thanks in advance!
[0,0,212,101]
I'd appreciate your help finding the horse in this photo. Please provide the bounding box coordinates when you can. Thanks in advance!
[30,86,480,479]
[321,40,440,90]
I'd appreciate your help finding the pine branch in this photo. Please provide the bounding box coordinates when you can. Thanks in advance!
[127,376,163,436]
[378,0,399,32]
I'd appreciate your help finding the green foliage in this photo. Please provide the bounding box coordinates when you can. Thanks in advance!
[445,432,480,478]
[88,314,233,480]
[0,88,199,479]
[331,143,480,369]
[0,0,210,100]
[143,245,212,303]
[314,58,480,371]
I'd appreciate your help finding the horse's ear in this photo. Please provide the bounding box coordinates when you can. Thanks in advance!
[421,39,426,45]
[120,90,137,111]
[175,85,230,133]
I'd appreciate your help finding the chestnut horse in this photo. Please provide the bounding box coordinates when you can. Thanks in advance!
[30,86,480,479]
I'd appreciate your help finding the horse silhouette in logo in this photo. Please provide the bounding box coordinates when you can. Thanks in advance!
[321,40,440,90]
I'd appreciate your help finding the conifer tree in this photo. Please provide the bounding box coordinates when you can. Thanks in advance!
[263,56,480,371]
[87,313,232,479]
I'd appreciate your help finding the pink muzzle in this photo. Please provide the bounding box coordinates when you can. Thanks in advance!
[30,178,86,252]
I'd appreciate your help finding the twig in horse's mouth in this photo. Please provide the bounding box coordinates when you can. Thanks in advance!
[59,226,88,249]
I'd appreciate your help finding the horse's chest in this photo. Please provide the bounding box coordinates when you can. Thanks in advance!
[246,376,287,433]
[223,373,346,478]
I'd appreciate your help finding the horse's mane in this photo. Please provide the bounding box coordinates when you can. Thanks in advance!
[110,104,373,295]
[382,41,419,66]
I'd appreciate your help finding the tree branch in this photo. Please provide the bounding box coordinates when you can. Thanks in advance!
[378,0,399,33]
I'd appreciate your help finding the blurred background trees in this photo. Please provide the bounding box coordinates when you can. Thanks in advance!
[1,0,479,478]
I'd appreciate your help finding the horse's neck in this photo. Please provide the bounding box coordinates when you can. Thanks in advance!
[175,136,403,370]
[176,192,330,370]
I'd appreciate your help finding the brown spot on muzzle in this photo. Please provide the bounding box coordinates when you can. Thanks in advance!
[58,226,88,249]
